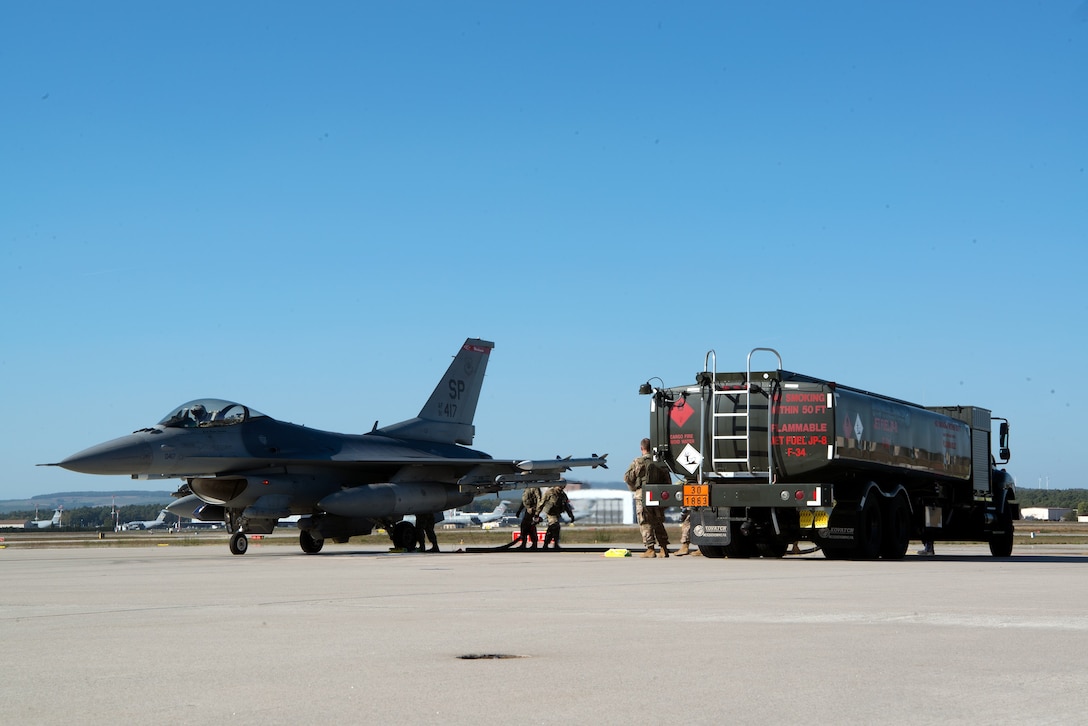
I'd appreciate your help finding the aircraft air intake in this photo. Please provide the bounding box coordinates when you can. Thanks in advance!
[190,477,248,505]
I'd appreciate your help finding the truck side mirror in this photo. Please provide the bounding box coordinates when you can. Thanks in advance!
[998,421,1010,461]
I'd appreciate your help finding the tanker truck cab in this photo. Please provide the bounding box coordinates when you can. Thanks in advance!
[641,347,1019,560]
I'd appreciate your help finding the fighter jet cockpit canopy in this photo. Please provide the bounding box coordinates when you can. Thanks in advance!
[157,399,265,428]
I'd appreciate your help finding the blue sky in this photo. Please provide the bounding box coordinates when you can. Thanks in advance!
[2,1,1086,501]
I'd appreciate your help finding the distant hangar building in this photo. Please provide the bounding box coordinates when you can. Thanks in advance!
[566,488,635,525]
[1020,507,1076,521]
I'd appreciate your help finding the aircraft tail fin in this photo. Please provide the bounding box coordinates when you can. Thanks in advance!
[51,508,62,526]
[376,338,494,446]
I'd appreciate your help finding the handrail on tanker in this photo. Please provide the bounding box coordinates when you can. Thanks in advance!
[700,350,716,486]
[746,347,783,381]
[747,347,782,483]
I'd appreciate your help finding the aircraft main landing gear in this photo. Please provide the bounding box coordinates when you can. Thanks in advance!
[390,520,419,551]
[299,530,324,554]
[229,532,249,556]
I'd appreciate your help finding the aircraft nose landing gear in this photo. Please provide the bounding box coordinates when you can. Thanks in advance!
[229,532,249,555]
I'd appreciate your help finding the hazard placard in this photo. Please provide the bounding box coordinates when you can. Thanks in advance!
[683,484,709,507]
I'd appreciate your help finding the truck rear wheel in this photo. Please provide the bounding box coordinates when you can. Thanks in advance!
[880,495,910,560]
[855,496,883,560]
[698,544,726,558]
[757,540,789,558]
[822,545,851,560]
[723,521,758,558]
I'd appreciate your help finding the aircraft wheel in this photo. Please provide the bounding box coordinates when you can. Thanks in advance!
[300,530,324,554]
[391,521,418,551]
[229,532,249,556]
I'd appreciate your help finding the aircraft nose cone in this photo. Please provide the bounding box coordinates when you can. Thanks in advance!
[56,436,153,475]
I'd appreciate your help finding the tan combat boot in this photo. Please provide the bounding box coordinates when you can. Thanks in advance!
[676,543,690,557]
[656,546,669,558]
[640,546,656,558]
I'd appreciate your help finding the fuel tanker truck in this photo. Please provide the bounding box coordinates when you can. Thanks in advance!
[640,348,1018,559]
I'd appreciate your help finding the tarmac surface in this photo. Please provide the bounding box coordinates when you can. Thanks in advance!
[4,540,1088,725]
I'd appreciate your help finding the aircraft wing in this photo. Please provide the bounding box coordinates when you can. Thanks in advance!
[287,453,607,495]
[171,453,608,505]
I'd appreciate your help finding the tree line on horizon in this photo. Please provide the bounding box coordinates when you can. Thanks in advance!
[1017,488,1088,519]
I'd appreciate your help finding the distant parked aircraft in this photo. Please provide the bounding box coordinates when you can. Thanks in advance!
[27,507,63,529]
[442,500,511,528]
[125,510,168,530]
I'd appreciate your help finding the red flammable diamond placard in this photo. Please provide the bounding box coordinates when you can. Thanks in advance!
[670,398,694,428]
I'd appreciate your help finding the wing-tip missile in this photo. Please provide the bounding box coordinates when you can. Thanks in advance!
[516,454,608,472]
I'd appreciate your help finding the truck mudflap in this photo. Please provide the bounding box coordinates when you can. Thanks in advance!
[689,507,733,547]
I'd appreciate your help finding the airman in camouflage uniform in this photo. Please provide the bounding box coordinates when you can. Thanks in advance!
[539,484,574,549]
[624,437,671,558]
[515,486,542,549]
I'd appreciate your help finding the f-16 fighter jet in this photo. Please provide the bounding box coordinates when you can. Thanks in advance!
[46,339,606,555]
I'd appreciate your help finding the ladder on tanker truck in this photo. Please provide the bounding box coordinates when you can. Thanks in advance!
[701,348,782,482]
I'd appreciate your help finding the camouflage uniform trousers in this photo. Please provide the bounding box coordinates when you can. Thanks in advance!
[542,512,564,548]
[634,491,669,549]
[518,510,539,548]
